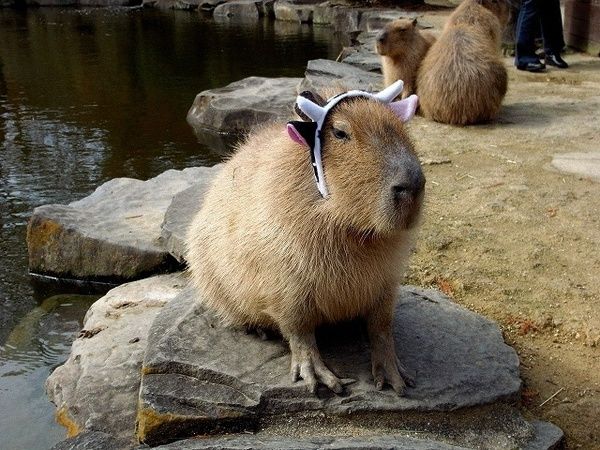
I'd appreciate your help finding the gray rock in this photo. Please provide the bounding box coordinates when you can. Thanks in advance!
[525,421,565,450]
[424,0,460,6]
[46,274,186,440]
[341,49,382,72]
[142,0,200,9]
[199,0,224,8]
[298,59,383,93]
[147,434,470,449]
[213,0,262,19]
[273,0,314,23]
[77,0,141,5]
[50,431,130,450]
[330,6,360,33]
[186,76,301,134]
[312,1,333,25]
[160,166,223,262]
[27,168,209,282]
[551,152,600,182]
[136,286,522,445]
[360,10,418,32]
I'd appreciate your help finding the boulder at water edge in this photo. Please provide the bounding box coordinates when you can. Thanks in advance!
[186,77,302,135]
[46,274,186,441]
[27,166,219,282]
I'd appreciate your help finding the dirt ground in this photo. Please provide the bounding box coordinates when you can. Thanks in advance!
[403,53,600,448]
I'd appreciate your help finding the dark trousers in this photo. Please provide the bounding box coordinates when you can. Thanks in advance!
[515,0,566,66]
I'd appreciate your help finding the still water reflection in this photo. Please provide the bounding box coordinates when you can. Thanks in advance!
[0,7,341,448]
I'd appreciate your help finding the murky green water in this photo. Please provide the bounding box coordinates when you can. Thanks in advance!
[0,7,341,449]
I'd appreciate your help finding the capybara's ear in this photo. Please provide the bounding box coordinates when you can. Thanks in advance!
[287,121,317,148]
[389,95,419,122]
[411,18,418,26]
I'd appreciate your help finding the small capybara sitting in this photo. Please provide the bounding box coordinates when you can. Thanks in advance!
[417,0,510,125]
[186,81,424,395]
[376,18,436,98]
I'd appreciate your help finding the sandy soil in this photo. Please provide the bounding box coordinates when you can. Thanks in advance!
[404,53,600,448]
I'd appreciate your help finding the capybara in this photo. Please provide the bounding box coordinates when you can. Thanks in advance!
[186,81,424,394]
[417,0,510,125]
[376,18,436,98]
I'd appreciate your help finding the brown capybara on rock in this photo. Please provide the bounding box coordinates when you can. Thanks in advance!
[376,18,436,98]
[417,0,510,125]
[186,81,424,395]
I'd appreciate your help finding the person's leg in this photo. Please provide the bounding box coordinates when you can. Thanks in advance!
[515,0,545,70]
[539,0,569,67]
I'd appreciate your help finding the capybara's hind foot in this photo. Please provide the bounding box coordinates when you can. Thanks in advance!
[371,343,415,395]
[288,332,343,394]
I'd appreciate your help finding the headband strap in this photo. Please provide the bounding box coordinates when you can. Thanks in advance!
[292,80,405,198]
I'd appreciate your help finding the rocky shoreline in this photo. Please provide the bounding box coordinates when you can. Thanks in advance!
[27,2,600,448]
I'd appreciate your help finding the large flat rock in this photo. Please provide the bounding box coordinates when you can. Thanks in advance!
[186,76,301,134]
[145,434,470,449]
[136,286,522,446]
[27,167,212,282]
[298,59,383,93]
[550,151,600,182]
[160,169,222,262]
[46,274,186,441]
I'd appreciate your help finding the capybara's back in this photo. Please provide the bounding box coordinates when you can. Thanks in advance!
[417,0,509,125]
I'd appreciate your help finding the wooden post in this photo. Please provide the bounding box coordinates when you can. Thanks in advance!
[564,0,600,55]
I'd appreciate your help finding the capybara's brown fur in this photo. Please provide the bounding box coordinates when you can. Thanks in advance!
[376,18,436,98]
[186,94,425,395]
[416,0,510,125]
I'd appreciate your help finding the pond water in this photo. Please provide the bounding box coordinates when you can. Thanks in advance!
[0,7,341,449]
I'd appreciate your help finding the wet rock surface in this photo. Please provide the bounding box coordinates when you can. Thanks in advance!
[136,286,522,446]
[27,168,208,282]
[46,274,186,441]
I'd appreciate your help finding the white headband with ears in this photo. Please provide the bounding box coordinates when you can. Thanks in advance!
[287,79,418,198]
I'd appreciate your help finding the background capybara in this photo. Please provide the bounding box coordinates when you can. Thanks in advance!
[376,18,436,98]
[186,85,424,395]
[416,0,510,125]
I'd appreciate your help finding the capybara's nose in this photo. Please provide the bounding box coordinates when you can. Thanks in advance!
[392,183,411,202]
[376,31,387,44]
[392,170,425,202]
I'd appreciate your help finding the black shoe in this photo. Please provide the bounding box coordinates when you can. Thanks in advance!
[516,61,546,72]
[545,53,569,68]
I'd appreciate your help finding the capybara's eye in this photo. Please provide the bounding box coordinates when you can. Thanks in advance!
[332,128,349,140]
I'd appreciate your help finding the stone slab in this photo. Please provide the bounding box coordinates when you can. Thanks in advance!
[46,274,186,440]
[146,434,470,449]
[213,0,263,19]
[136,286,522,445]
[187,76,301,134]
[551,151,600,182]
[159,167,222,263]
[27,168,209,282]
[341,49,382,72]
[273,0,314,22]
[524,421,565,450]
[50,431,131,450]
[298,59,383,93]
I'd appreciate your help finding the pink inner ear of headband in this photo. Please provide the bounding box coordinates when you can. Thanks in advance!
[287,123,308,147]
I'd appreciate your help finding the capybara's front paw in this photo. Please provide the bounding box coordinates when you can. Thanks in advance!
[371,346,415,395]
[289,333,343,394]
